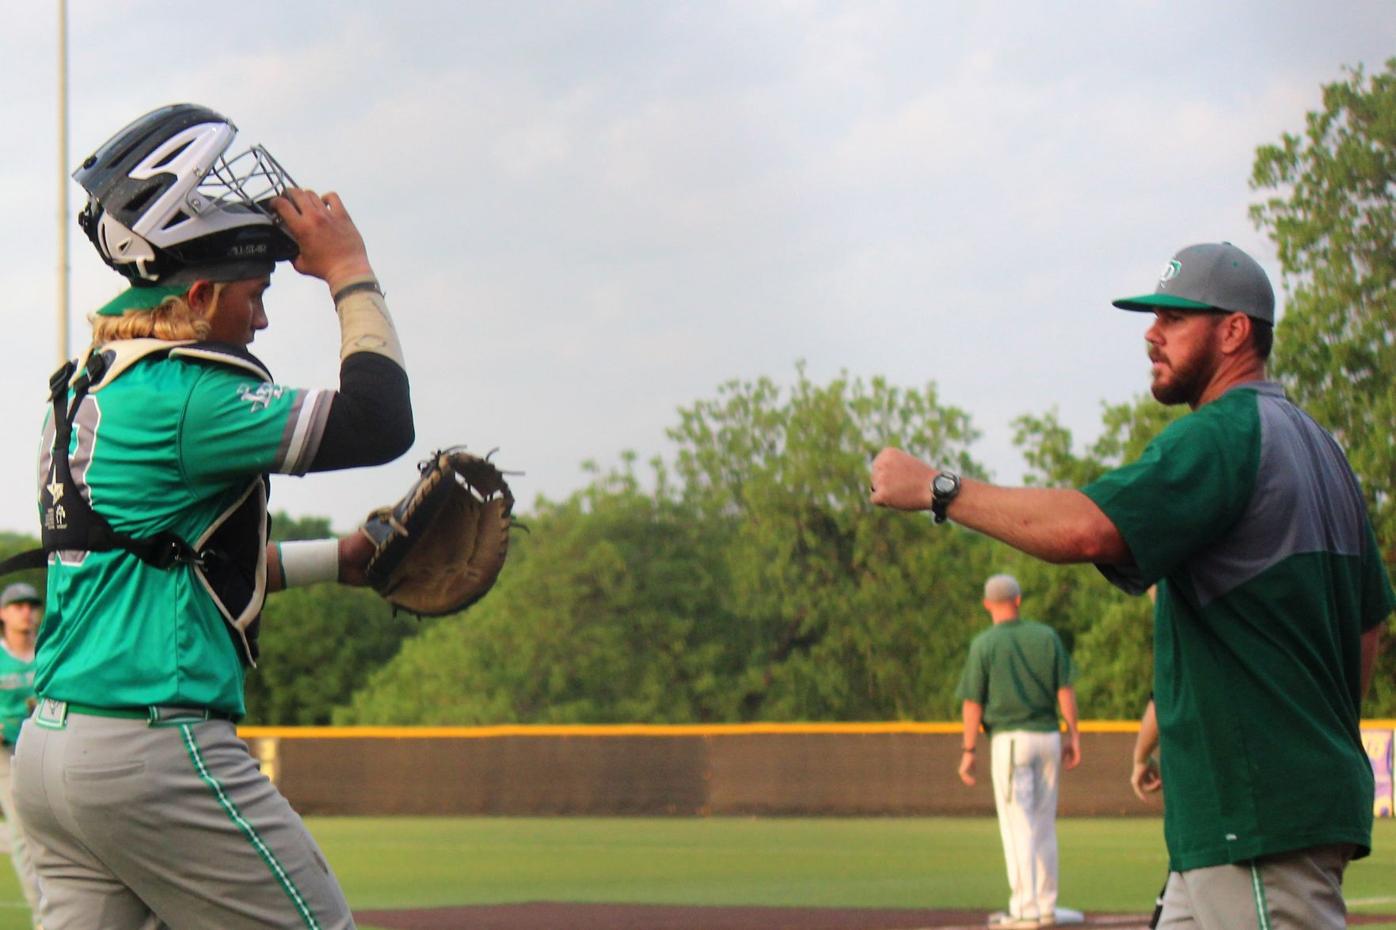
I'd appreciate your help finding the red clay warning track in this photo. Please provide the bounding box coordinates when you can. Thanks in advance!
[357,902,1392,929]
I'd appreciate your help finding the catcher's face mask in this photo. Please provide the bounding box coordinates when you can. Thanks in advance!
[75,103,300,285]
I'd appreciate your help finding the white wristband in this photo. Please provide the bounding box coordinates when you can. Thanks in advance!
[278,539,340,588]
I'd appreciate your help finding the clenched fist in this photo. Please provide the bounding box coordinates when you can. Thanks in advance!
[869,447,936,511]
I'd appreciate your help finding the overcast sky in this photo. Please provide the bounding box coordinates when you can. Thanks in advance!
[1,2,1392,535]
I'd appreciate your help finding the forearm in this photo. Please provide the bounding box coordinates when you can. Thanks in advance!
[266,542,283,593]
[869,448,1129,565]
[1361,625,1383,700]
[951,480,1130,565]
[330,274,404,367]
[307,277,415,470]
[265,533,373,592]
[1133,700,1158,762]
[961,700,983,750]
[1057,687,1080,738]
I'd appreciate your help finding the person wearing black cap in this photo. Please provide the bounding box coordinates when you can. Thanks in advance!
[871,242,1390,930]
[12,104,414,930]
[0,583,42,927]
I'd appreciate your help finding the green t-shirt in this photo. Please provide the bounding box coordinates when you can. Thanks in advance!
[1082,381,1394,871]
[956,619,1074,734]
[35,346,333,718]
[0,642,36,745]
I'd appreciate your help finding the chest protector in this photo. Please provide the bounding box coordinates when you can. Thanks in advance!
[7,340,272,667]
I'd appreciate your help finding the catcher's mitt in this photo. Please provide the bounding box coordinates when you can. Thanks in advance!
[361,448,514,615]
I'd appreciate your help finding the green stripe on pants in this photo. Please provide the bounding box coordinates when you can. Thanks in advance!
[179,724,322,930]
[1248,861,1272,930]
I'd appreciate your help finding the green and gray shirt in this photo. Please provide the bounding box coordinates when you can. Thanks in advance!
[36,347,333,719]
[1083,381,1393,871]
[0,642,35,745]
[956,619,1074,734]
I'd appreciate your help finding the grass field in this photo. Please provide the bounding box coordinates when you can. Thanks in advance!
[0,816,1388,928]
[324,816,1396,928]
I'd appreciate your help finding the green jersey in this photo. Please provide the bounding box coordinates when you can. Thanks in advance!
[36,344,333,718]
[1083,381,1393,871]
[0,641,35,745]
[956,619,1074,734]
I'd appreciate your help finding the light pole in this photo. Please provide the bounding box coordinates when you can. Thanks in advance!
[56,0,70,366]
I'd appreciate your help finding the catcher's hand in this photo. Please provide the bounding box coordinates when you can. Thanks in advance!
[360,447,514,615]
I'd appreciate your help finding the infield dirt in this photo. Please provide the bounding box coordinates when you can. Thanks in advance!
[351,902,1396,930]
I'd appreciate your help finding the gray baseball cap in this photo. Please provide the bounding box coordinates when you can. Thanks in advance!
[1113,242,1275,324]
[0,583,41,607]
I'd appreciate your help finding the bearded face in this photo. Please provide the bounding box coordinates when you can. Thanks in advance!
[1146,311,1224,408]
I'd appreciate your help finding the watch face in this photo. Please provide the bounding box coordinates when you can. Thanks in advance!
[933,474,956,495]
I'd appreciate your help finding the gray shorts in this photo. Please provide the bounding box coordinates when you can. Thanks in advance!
[13,700,354,930]
[1156,844,1355,930]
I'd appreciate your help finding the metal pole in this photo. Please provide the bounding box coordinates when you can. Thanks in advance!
[57,0,70,365]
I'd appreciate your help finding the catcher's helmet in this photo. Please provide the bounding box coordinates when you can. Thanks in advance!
[74,103,299,285]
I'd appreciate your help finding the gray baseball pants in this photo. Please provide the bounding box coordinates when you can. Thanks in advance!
[1156,843,1355,930]
[12,700,354,930]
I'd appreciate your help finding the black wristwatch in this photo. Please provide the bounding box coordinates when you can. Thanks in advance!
[930,471,961,524]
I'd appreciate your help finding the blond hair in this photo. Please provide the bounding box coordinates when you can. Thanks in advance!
[88,286,222,346]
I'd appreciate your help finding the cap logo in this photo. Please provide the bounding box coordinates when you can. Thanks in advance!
[1158,260,1182,286]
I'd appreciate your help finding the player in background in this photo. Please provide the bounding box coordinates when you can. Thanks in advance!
[957,574,1080,930]
[871,242,1391,930]
[0,583,42,928]
[12,104,412,929]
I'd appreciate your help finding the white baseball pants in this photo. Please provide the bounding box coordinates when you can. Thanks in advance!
[990,729,1061,922]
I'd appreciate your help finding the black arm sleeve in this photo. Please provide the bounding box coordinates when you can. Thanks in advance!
[307,353,414,471]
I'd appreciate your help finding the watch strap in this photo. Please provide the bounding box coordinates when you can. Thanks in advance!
[931,471,960,524]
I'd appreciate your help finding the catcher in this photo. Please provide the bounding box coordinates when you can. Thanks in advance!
[10,102,462,930]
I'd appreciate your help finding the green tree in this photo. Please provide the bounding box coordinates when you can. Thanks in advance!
[269,512,332,542]
[668,365,994,720]
[1250,58,1396,714]
[1013,399,1183,491]
[245,585,423,724]
[1067,595,1155,719]
[0,533,45,598]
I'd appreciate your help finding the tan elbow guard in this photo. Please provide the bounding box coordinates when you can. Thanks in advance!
[333,275,405,367]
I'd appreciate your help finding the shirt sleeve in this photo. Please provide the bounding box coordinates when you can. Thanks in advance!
[1080,403,1258,594]
[178,366,333,482]
[956,637,987,704]
[1055,633,1075,688]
